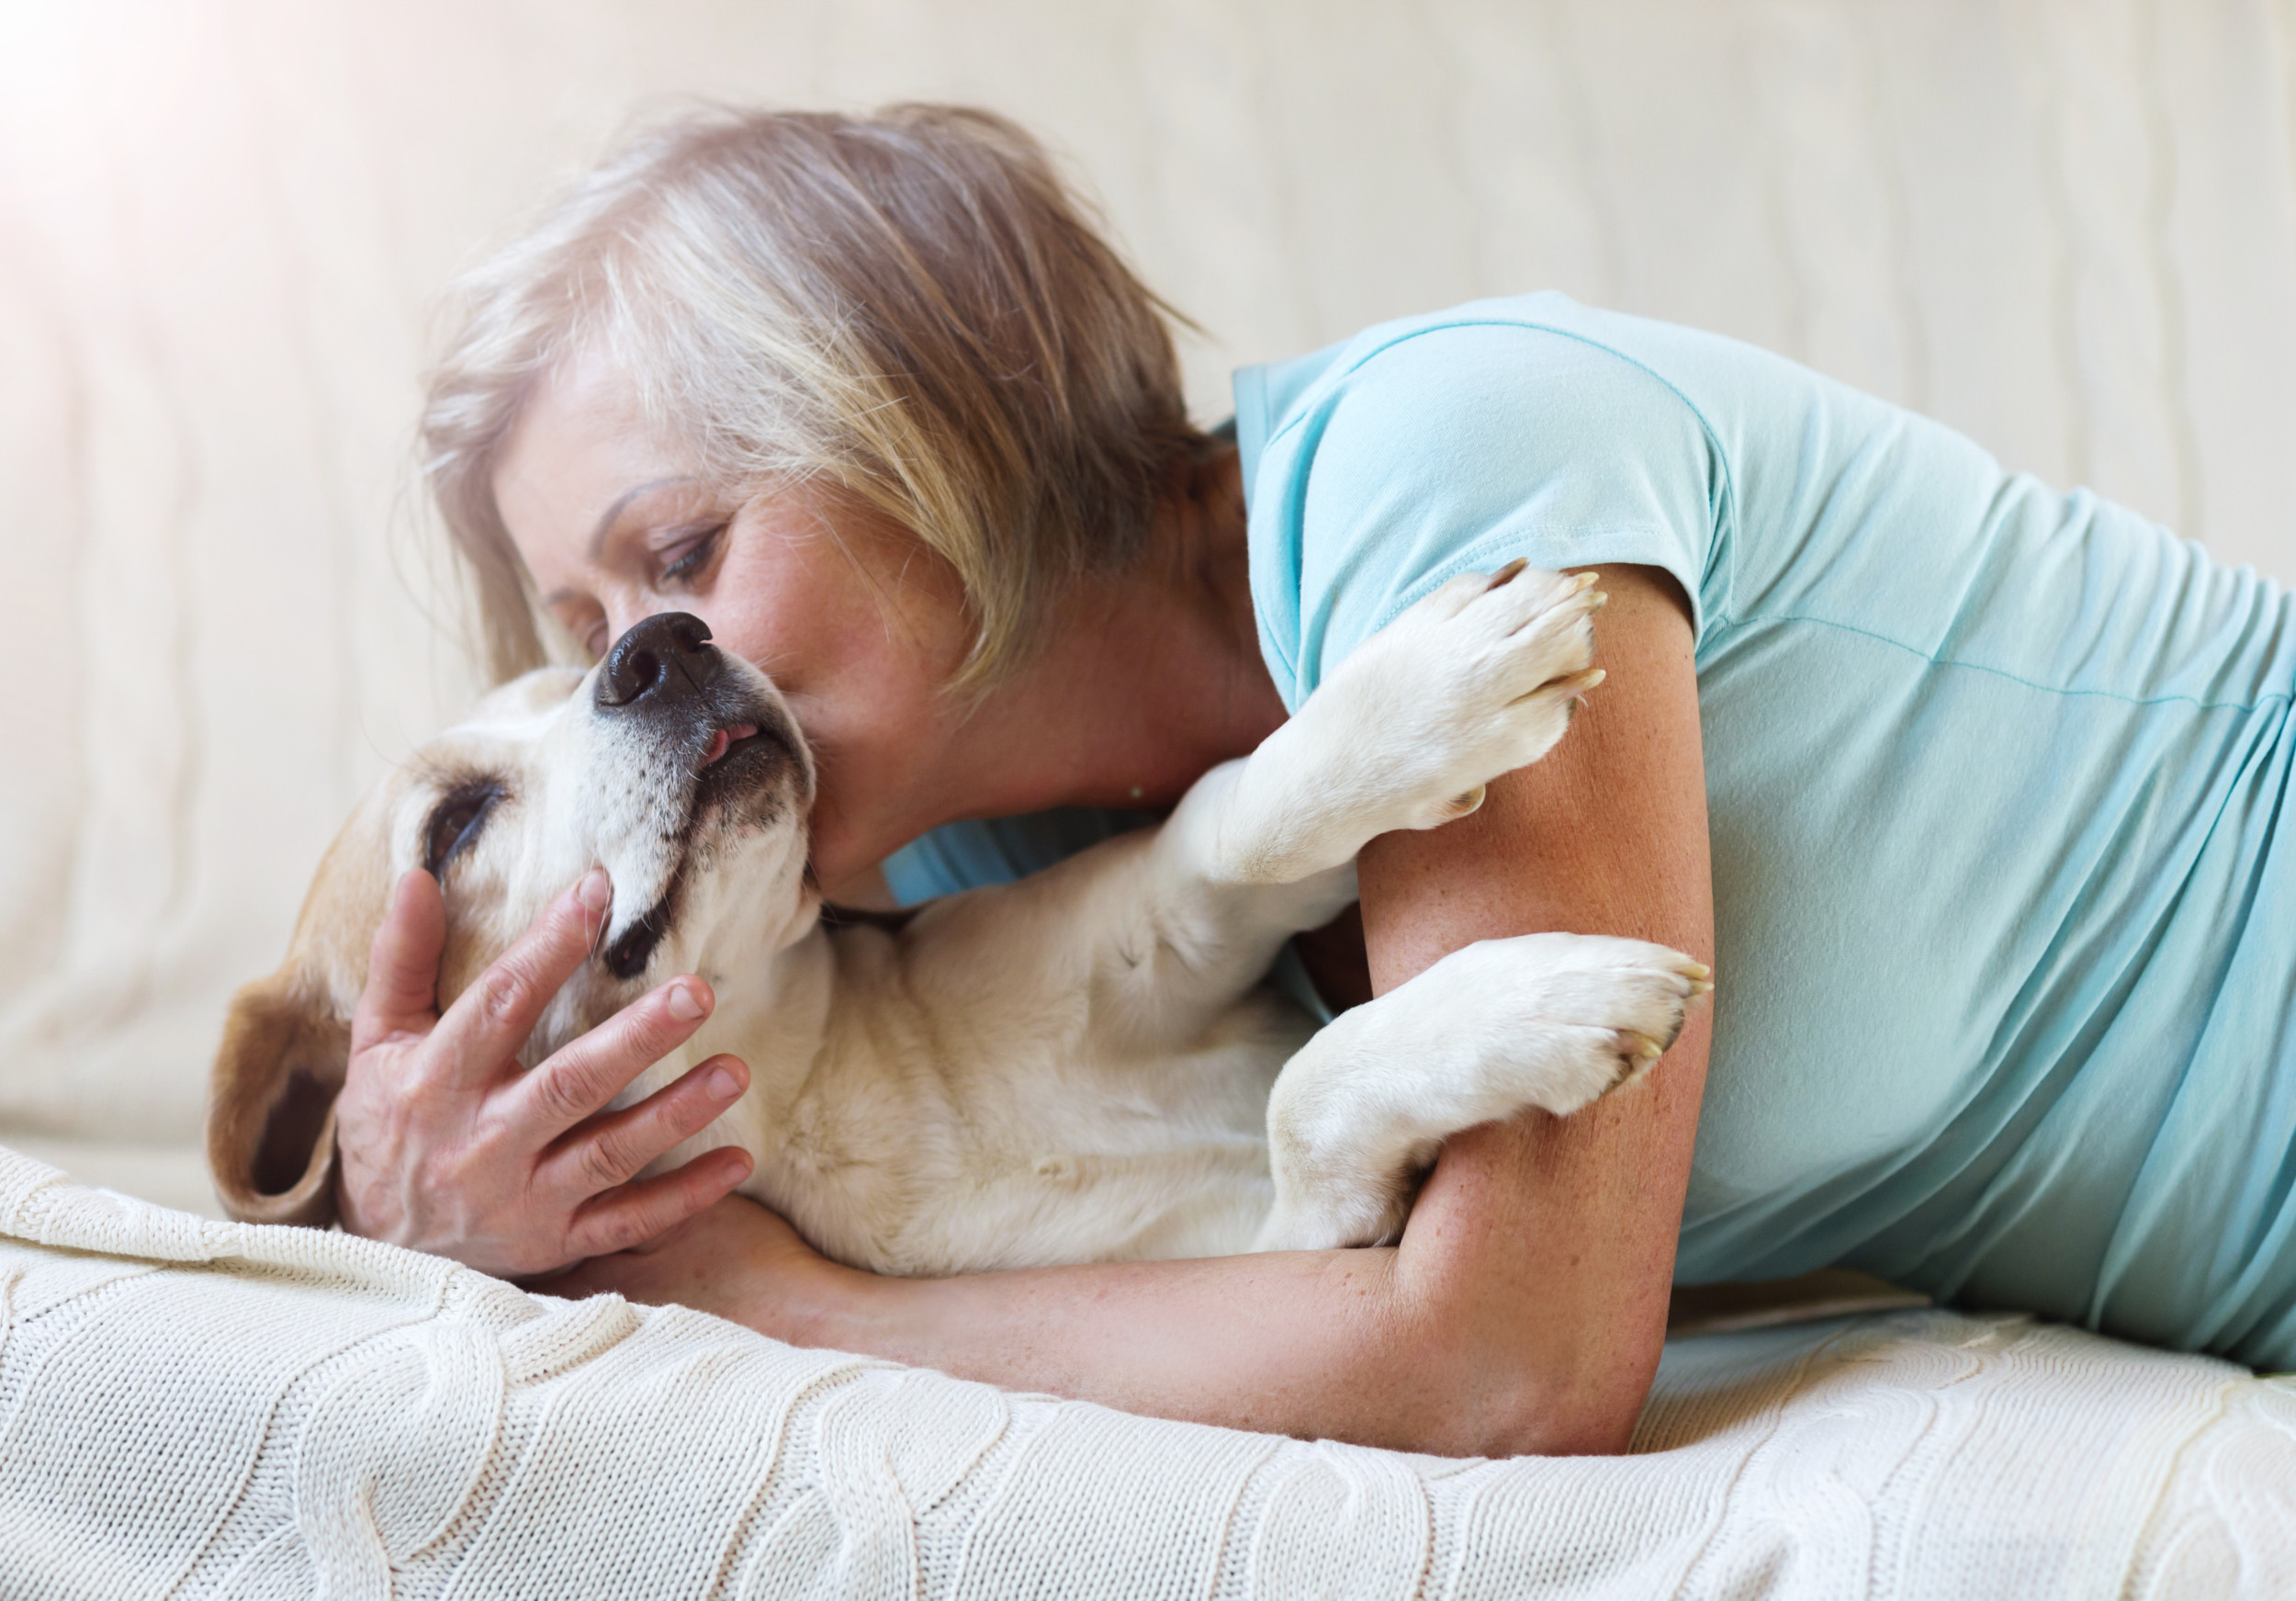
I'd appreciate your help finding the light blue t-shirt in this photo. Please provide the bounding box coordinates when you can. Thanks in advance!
[885,294,2296,1371]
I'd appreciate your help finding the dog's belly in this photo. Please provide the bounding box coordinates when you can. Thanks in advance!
[887,1139,1278,1273]
[741,985,1316,1278]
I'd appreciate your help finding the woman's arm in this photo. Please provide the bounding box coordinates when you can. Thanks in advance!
[1349,562,1711,1449]
[557,567,1710,1457]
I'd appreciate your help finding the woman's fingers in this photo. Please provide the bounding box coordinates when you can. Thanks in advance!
[535,1044,748,1198]
[426,868,614,1089]
[351,870,449,1050]
[563,1142,756,1260]
[511,977,725,1144]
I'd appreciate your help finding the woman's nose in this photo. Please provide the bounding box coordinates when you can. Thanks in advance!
[595,612,721,710]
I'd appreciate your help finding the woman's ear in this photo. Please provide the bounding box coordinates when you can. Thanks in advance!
[206,971,350,1228]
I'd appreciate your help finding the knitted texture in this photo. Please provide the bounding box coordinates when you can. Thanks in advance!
[2,1145,2291,1599]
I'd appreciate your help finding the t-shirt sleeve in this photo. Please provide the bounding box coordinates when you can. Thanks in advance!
[1251,322,1724,708]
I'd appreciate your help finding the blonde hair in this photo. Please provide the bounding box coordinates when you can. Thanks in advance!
[421,104,1205,686]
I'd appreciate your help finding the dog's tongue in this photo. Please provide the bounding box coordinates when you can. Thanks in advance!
[702,724,759,767]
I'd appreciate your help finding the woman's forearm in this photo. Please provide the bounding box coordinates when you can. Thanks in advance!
[760,1213,1655,1457]
[791,1245,1412,1444]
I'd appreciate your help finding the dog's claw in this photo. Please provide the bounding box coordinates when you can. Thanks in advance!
[1615,1033,1667,1068]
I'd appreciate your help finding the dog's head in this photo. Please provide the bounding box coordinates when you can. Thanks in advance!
[208,612,816,1225]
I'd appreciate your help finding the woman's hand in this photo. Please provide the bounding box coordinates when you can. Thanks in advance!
[334,866,757,1280]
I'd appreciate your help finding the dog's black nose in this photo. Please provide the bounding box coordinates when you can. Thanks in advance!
[596,612,720,709]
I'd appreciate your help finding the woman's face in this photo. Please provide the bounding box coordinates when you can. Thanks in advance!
[492,355,977,893]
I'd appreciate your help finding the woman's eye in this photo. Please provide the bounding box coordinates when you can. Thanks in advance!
[423,784,503,875]
[657,524,726,588]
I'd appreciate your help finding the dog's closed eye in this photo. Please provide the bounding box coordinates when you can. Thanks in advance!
[424,781,505,876]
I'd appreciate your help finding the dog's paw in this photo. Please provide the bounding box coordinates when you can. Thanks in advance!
[1253,934,1710,1254]
[1435,932,1712,1117]
[1307,562,1607,835]
[1251,1188,1412,1254]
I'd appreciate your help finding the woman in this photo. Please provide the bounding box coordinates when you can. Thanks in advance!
[333,105,2296,1459]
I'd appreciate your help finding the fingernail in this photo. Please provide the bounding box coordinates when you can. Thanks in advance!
[706,1064,742,1099]
[577,868,612,912]
[667,981,708,1021]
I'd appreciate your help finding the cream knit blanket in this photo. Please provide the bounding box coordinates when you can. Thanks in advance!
[2,1145,2291,1599]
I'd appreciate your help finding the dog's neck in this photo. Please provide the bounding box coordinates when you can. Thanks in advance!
[687,922,839,1114]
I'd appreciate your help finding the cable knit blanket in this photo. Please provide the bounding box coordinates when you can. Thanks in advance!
[2,1147,2292,1599]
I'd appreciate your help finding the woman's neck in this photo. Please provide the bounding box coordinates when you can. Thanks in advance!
[958,446,1288,817]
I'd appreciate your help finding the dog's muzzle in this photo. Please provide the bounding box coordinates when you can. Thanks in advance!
[589,611,809,979]
[593,612,800,780]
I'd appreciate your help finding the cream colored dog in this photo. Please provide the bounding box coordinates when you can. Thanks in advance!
[209,565,1708,1275]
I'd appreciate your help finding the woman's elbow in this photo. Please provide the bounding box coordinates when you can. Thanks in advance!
[1365,1302,1660,1460]
[1436,1362,1651,1460]
[1490,1375,1651,1459]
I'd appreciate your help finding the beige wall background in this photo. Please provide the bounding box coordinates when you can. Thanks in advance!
[6,0,2296,1203]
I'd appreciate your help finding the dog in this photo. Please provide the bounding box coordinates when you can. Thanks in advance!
[208,564,1709,1275]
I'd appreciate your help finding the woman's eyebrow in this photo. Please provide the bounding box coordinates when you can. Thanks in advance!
[587,477,697,558]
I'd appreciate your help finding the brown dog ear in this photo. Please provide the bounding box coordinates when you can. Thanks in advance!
[206,973,350,1228]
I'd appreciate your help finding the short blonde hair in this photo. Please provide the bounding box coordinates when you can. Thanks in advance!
[422,104,1205,686]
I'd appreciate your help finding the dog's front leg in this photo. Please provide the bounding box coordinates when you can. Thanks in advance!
[1181,563,1606,890]
[1250,932,1710,1252]
[1077,562,1611,1040]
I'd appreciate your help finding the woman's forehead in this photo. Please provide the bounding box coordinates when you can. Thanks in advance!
[495,366,700,574]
